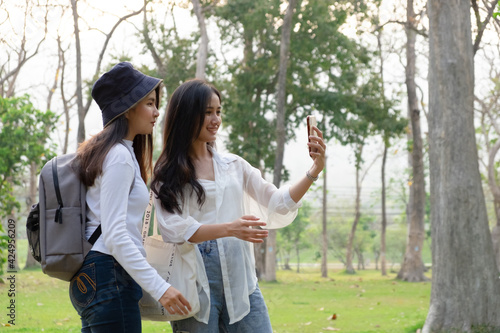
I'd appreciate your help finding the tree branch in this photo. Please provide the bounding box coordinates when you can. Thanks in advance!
[473,0,500,55]
[142,0,166,78]
[82,4,147,115]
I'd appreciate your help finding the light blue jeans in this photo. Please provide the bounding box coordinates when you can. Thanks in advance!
[171,239,272,333]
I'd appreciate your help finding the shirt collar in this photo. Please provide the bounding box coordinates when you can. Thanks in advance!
[208,145,237,171]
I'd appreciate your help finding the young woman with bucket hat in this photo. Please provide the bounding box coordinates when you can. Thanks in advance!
[69,62,191,332]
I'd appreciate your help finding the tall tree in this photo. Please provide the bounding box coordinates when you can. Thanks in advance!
[424,0,500,330]
[380,142,388,275]
[266,0,298,282]
[345,141,379,274]
[321,159,328,277]
[471,0,500,269]
[70,0,84,145]
[373,6,407,276]
[397,0,428,282]
[478,89,500,269]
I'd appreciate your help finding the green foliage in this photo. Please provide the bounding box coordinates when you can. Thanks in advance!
[494,3,500,18]
[214,0,403,180]
[328,218,351,265]
[0,95,57,215]
[0,94,57,278]
[139,12,199,98]
[216,0,282,175]
[0,234,8,276]
[385,227,407,269]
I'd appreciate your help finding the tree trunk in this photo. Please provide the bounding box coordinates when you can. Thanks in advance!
[397,0,427,283]
[267,0,297,282]
[71,0,85,145]
[492,223,500,271]
[253,242,265,279]
[376,19,388,277]
[487,141,500,270]
[345,148,362,274]
[424,0,500,330]
[25,162,39,268]
[381,144,387,276]
[283,252,291,270]
[295,244,300,273]
[264,230,277,281]
[58,37,71,154]
[321,157,328,278]
[192,0,208,80]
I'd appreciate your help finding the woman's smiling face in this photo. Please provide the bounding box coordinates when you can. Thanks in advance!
[195,92,221,144]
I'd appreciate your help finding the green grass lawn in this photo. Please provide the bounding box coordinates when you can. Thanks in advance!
[0,266,429,333]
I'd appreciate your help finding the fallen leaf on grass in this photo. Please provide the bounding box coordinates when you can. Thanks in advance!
[322,326,340,331]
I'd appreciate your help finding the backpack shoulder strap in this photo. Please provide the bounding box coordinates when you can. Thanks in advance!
[52,157,63,224]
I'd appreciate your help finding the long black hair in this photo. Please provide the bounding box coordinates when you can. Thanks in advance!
[151,79,221,214]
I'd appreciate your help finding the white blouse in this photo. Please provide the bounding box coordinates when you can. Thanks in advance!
[154,147,301,324]
[86,140,169,302]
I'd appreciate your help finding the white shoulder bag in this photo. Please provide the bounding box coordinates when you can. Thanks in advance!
[139,190,201,321]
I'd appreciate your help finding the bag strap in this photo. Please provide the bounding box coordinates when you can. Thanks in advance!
[142,190,156,244]
[52,157,63,224]
[88,226,101,245]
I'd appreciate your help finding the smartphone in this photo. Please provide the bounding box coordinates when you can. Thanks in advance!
[307,115,318,153]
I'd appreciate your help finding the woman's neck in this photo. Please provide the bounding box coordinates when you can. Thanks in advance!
[189,143,215,180]
[189,142,211,160]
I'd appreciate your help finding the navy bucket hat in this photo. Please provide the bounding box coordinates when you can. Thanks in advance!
[92,62,162,127]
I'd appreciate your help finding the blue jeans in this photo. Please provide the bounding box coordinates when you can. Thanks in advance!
[69,251,143,333]
[171,240,272,333]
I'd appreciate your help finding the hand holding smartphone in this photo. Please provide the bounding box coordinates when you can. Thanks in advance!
[307,115,318,153]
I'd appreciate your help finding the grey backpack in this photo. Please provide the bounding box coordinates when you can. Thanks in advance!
[26,153,101,281]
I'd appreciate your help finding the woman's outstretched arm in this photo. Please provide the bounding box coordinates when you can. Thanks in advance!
[289,125,326,203]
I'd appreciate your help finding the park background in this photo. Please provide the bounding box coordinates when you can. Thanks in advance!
[1,0,500,332]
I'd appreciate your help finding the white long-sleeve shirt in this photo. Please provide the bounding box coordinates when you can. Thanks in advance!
[155,147,301,324]
[85,140,169,301]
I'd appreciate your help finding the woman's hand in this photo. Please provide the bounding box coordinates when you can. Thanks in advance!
[158,287,192,315]
[228,215,268,243]
[307,126,326,177]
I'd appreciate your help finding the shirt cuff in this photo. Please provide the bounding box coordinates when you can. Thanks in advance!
[184,222,202,244]
[285,185,301,209]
